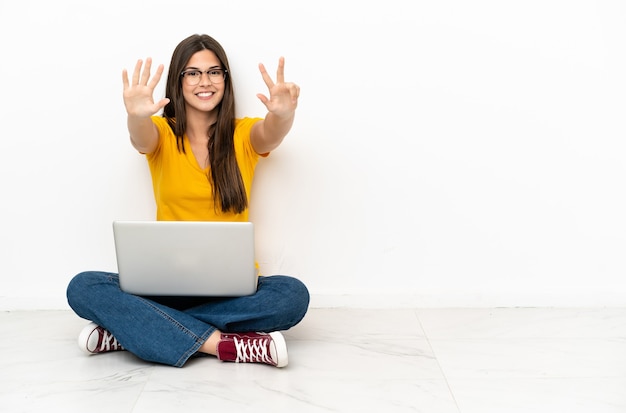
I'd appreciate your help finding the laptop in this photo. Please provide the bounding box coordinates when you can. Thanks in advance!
[113,221,259,296]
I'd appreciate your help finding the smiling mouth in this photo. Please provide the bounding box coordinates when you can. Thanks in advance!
[196,92,214,98]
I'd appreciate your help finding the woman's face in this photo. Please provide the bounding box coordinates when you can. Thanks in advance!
[181,49,226,117]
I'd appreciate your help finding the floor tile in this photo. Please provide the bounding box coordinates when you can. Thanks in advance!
[284,307,425,340]
[447,377,626,413]
[429,337,626,379]
[136,365,459,413]
[1,307,624,412]
[416,307,626,339]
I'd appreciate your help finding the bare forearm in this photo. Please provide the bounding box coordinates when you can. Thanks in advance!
[261,111,295,150]
[128,115,158,153]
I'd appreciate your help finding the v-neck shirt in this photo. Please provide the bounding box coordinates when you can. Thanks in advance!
[146,116,263,222]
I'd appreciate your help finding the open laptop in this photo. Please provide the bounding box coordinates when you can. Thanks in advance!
[113,221,258,296]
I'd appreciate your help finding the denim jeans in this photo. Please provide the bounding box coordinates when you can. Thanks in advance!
[66,271,310,367]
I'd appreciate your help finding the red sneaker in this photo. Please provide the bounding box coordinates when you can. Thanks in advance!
[216,332,288,367]
[78,322,125,354]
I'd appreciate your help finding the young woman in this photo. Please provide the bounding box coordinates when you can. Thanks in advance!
[66,34,309,368]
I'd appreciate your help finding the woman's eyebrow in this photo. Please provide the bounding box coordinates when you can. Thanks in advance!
[183,65,222,70]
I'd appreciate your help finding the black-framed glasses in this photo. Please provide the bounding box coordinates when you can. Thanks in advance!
[180,68,228,86]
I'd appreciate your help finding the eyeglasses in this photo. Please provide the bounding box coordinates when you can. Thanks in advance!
[180,68,228,86]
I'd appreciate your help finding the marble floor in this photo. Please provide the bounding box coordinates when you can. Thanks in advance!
[1,307,625,412]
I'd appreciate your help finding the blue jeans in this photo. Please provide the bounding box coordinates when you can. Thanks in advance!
[66,271,310,367]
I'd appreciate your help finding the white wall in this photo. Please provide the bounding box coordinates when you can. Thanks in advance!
[1,0,624,309]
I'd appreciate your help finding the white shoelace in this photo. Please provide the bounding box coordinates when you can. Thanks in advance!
[99,329,122,352]
[233,336,273,364]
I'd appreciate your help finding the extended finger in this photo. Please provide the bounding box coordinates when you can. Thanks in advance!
[258,62,274,89]
[122,68,129,90]
[132,59,143,86]
[147,64,165,90]
[140,57,153,86]
[276,56,285,84]
[155,97,170,111]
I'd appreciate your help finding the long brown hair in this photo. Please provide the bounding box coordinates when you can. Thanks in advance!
[163,34,247,214]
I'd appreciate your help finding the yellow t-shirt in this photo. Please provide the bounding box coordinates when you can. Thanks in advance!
[146,116,263,222]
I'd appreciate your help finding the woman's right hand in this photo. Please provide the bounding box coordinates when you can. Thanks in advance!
[122,58,170,118]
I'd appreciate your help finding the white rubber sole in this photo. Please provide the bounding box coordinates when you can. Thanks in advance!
[269,331,289,368]
[77,322,99,354]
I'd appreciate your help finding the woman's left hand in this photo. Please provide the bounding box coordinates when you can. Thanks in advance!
[256,57,300,117]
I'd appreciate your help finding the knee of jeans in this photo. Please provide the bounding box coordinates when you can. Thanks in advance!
[294,279,310,323]
[274,275,310,323]
[66,271,115,308]
[66,271,90,308]
[293,277,310,311]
